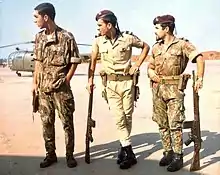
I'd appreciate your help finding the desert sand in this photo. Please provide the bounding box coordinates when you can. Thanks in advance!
[0,61,219,175]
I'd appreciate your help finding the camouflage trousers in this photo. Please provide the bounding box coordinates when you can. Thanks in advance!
[152,86,185,154]
[38,84,75,155]
[106,79,134,147]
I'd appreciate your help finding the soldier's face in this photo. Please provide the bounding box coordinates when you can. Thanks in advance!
[97,19,110,36]
[33,10,48,29]
[154,24,166,41]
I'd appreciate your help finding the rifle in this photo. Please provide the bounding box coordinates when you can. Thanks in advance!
[183,70,202,171]
[32,90,39,122]
[85,63,96,164]
[133,70,140,106]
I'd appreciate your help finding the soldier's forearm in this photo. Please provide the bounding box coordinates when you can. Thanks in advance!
[88,53,97,83]
[33,61,39,85]
[196,56,205,79]
[66,63,78,81]
[135,42,150,67]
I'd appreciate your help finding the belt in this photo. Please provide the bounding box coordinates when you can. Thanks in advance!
[107,74,133,81]
[159,75,180,85]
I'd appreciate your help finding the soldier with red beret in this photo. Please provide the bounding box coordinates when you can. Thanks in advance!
[87,10,150,169]
[148,15,205,172]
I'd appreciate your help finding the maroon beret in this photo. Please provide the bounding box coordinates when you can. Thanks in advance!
[95,10,117,23]
[153,15,175,25]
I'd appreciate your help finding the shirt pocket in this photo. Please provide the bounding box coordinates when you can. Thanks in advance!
[117,45,131,61]
[169,50,182,75]
[50,46,67,66]
[99,48,108,60]
[169,50,182,65]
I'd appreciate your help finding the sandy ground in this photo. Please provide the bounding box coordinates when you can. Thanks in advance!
[0,61,219,175]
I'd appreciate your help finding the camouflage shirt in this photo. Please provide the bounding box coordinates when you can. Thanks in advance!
[34,26,81,92]
[92,31,144,75]
[149,37,201,76]
[149,37,201,100]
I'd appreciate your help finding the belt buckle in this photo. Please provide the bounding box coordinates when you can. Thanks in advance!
[115,74,119,81]
[161,79,165,84]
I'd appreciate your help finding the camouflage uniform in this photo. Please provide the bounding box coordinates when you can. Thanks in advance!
[149,37,201,154]
[34,26,81,155]
[93,31,144,147]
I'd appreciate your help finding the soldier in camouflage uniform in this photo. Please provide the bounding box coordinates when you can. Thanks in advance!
[87,10,150,169]
[147,15,205,172]
[32,3,81,168]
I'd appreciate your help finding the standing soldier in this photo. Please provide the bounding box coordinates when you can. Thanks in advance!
[147,15,205,172]
[87,10,150,169]
[32,3,81,168]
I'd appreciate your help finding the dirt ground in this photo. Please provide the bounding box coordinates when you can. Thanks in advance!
[0,61,219,175]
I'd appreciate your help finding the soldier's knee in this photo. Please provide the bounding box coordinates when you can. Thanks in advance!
[41,114,55,125]
[170,119,184,130]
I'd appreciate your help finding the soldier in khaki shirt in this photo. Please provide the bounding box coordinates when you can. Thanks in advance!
[87,10,150,169]
[147,15,205,172]
[32,3,81,168]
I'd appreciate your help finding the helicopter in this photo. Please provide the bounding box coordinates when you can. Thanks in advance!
[0,41,93,76]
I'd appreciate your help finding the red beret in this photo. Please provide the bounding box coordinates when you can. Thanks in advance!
[95,10,117,22]
[153,15,175,25]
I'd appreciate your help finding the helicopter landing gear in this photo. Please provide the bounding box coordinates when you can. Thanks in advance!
[16,71,21,77]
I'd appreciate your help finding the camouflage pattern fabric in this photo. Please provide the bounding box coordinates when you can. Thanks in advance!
[34,26,81,93]
[34,26,80,155]
[38,84,75,155]
[149,37,201,154]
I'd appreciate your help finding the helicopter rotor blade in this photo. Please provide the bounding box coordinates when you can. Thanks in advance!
[0,41,35,49]
[0,41,91,49]
[77,43,92,47]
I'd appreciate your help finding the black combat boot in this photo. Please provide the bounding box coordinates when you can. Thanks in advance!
[159,150,174,166]
[66,154,77,168]
[119,145,137,169]
[117,145,126,164]
[167,153,183,172]
[40,152,57,168]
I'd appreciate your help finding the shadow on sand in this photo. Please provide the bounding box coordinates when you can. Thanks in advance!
[0,130,219,175]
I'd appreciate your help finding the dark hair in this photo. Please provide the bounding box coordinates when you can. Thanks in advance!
[34,3,56,21]
[161,23,175,34]
[102,19,117,27]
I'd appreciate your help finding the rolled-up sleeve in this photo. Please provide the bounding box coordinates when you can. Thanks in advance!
[69,36,81,64]
[182,40,202,63]
[131,34,144,48]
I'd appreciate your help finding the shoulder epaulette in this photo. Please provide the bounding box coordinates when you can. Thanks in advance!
[179,37,189,42]
[122,31,134,35]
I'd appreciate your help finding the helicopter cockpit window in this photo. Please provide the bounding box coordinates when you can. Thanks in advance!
[15,52,25,59]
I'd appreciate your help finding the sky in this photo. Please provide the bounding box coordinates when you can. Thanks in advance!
[0,0,219,58]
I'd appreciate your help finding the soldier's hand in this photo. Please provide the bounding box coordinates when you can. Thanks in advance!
[86,82,95,94]
[148,69,160,83]
[129,64,139,75]
[194,78,203,93]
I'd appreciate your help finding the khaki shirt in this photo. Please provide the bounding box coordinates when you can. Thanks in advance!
[149,37,201,76]
[92,32,144,75]
[34,26,81,92]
